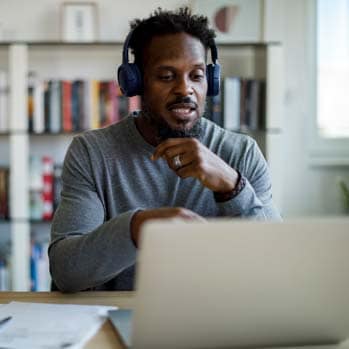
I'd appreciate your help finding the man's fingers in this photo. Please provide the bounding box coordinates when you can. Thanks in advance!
[151,138,191,160]
[165,152,194,171]
[176,208,205,221]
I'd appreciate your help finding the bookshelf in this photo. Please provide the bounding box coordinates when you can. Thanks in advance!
[0,40,284,291]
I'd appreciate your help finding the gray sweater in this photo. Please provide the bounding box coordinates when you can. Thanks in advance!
[49,114,281,292]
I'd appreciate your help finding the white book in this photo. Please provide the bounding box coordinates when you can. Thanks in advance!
[33,80,45,133]
[223,76,241,131]
[0,70,8,132]
[49,80,61,133]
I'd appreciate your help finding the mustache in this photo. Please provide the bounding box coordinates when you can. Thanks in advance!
[166,96,198,109]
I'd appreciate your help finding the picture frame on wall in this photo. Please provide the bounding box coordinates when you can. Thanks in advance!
[191,0,263,43]
[61,2,98,42]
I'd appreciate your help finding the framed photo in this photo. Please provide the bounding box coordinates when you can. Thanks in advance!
[191,0,263,43]
[61,2,98,42]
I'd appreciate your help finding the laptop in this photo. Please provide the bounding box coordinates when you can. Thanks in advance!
[109,218,349,349]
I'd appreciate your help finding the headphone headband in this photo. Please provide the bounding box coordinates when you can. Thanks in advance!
[209,43,218,65]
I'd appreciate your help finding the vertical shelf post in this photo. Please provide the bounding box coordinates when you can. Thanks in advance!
[9,44,30,291]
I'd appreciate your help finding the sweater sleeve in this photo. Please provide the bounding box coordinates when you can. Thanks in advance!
[49,136,138,292]
[216,139,282,221]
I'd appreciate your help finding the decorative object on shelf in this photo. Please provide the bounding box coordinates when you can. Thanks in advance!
[191,0,262,43]
[61,2,98,42]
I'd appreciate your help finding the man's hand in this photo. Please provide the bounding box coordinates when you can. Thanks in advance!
[131,207,205,247]
[151,138,239,193]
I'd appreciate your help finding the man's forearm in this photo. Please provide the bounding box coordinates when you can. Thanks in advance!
[49,210,138,292]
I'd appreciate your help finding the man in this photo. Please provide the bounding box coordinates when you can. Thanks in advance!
[49,7,281,292]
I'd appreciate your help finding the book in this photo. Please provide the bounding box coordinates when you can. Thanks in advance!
[99,81,111,127]
[239,79,249,132]
[33,80,45,133]
[109,81,120,124]
[43,81,52,133]
[29,155,43,220]
[0,168,10,220]
[0,260,9,291]
[27,73,35,132]
[83,80,93,130]
[49,80,62,133]
[30,242,50,291]
[42,156,54,221]
[0,70,8,132]
[71,80,83,132]
[62,80,73,132]
[117,84,129,120]
[90,80,100,129]
[223,76,241,130]
[206,93,223,127]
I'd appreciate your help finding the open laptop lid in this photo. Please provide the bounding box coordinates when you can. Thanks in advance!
[132,218,349,349]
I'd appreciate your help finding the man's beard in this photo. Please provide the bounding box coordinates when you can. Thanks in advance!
[141,100,204,141]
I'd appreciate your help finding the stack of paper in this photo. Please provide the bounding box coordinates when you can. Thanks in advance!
[0,301,117,349]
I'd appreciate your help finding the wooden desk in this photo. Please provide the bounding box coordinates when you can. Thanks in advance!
[0,291,135,349]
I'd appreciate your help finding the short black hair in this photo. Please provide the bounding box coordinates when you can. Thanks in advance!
[128,7,216,69]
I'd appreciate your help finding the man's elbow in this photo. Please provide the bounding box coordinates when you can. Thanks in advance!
[48,248,85,293]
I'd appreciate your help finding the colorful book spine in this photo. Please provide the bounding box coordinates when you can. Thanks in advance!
[109,81,120,124]
[30,242,50,291]
[44,81,51,133]
[42,156,54,221]
[90,80,100,129]
[62,80,72,132]
[0,168,10,219]
[99,81,110,128]
[28,76,140,132]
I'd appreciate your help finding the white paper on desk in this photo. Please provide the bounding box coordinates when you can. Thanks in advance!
[0,301,117,349]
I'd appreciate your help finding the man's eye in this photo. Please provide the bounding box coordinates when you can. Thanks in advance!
[192,72,205,80]
[159,75,173,81]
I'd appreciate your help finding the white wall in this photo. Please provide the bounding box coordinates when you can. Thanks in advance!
[280,0,349,216]
[0,0,189,41]
[1,0,348,217]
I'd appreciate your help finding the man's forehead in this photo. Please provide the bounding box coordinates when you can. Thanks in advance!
[143,33,206,65]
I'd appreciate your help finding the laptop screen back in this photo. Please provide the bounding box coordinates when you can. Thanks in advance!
[132,218,349,349]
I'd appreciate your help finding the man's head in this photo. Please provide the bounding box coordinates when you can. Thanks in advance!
[126,7,217,139]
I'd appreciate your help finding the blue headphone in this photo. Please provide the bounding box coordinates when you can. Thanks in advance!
[117,31,221,97]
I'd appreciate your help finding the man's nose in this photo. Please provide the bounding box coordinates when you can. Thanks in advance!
[173,76,194,96]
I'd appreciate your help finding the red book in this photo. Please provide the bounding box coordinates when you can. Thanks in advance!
[62,81,72,132]
[42,156,54,221]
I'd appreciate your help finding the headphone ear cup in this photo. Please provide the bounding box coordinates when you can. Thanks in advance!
[206,63,221,96]
[117,63,143,97]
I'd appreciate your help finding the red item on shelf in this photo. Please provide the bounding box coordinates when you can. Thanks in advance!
[42,156,54,221]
